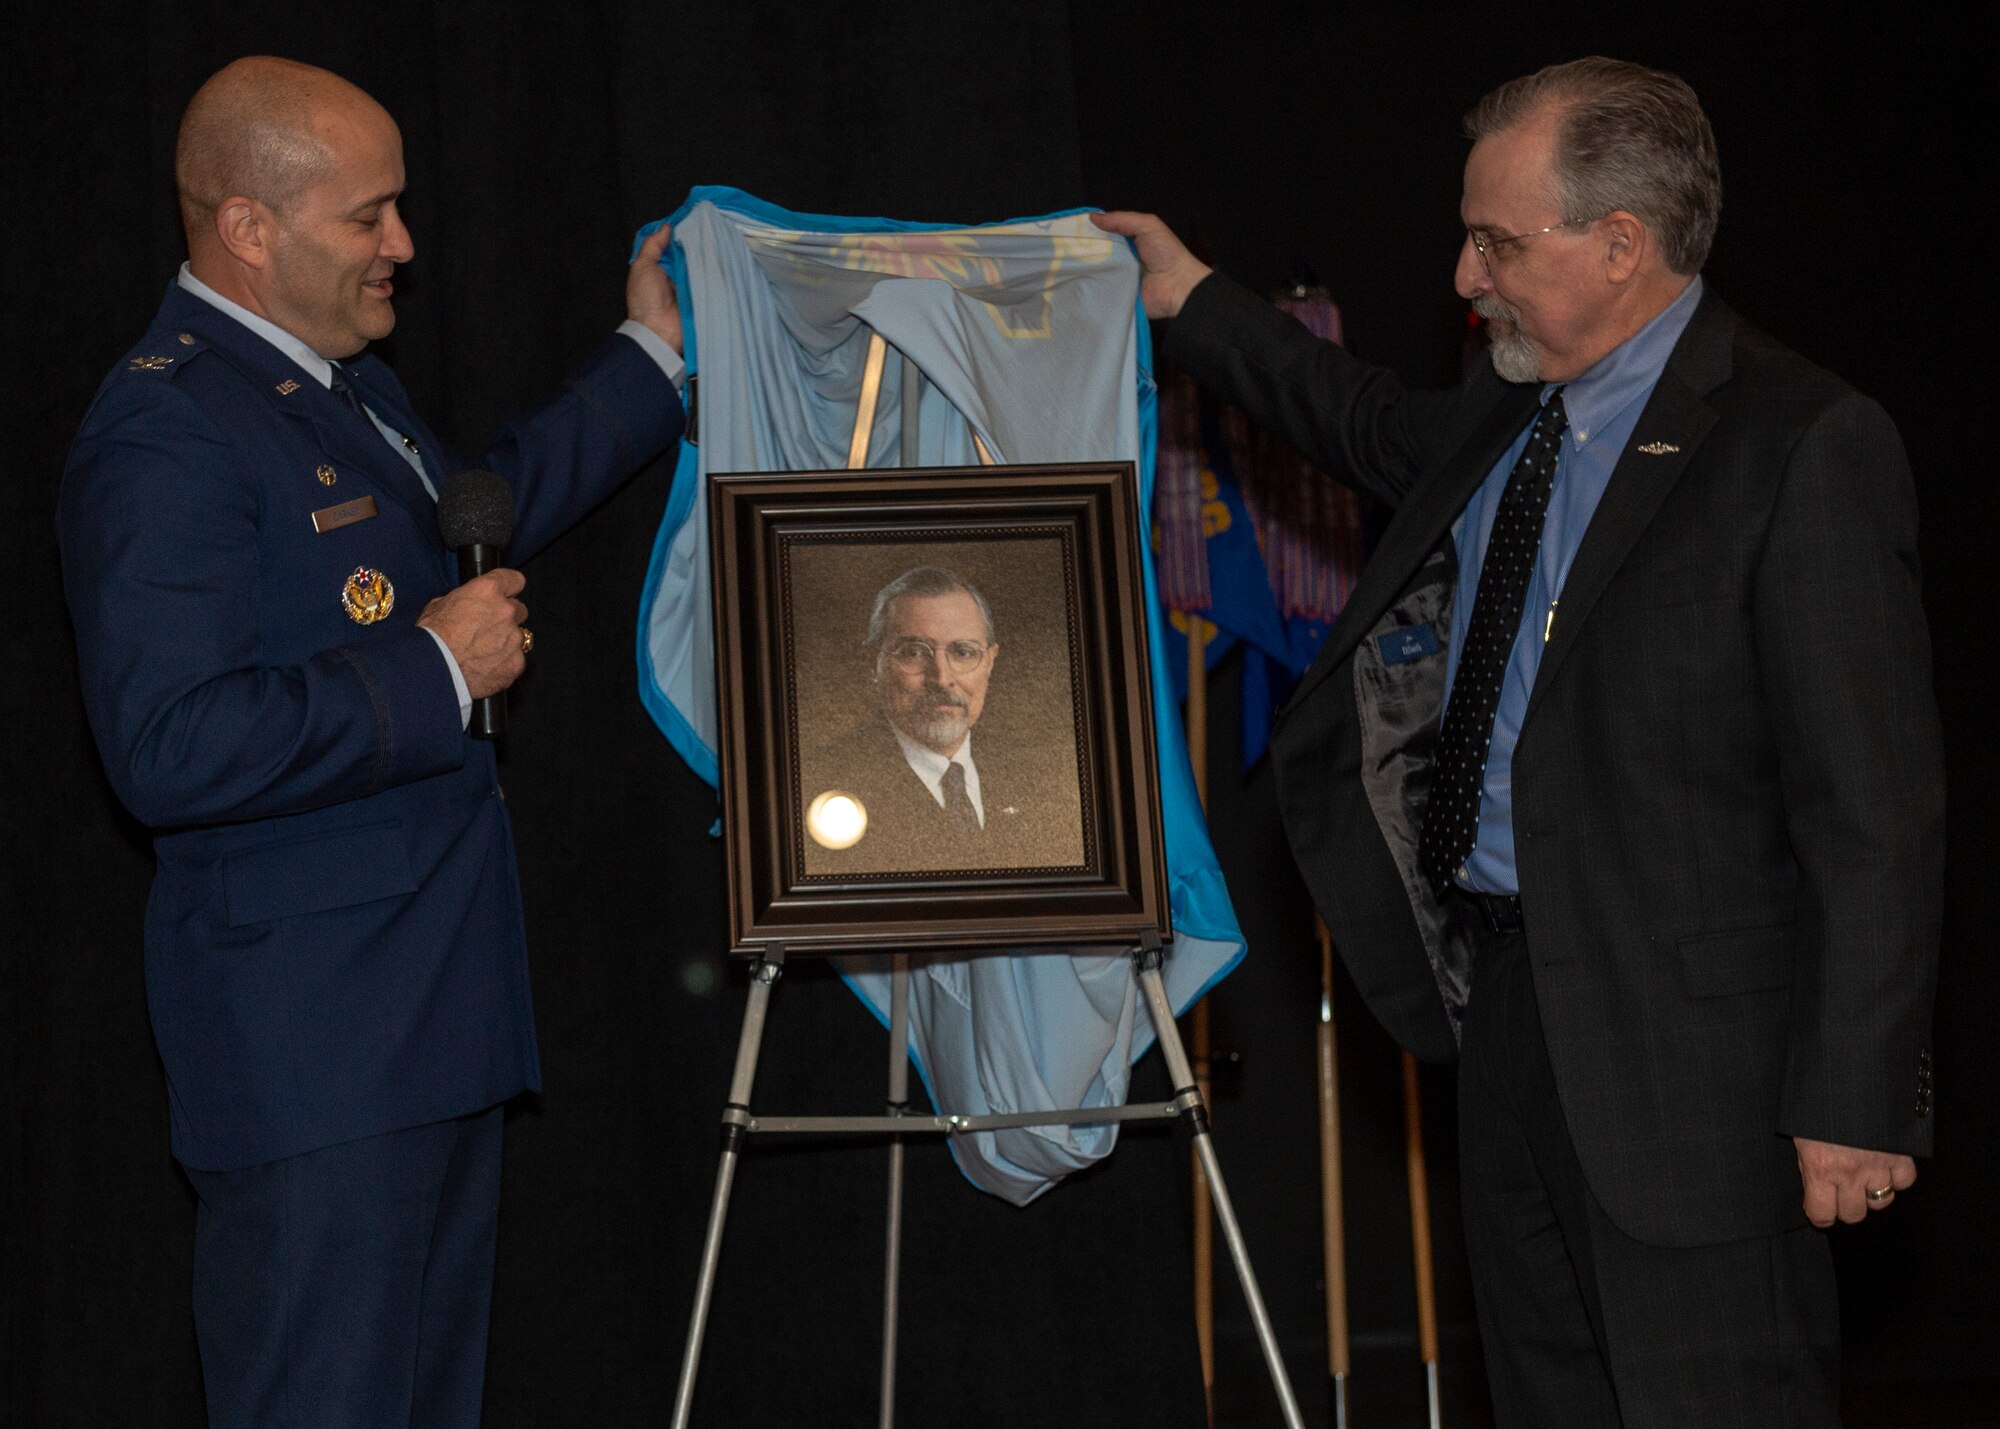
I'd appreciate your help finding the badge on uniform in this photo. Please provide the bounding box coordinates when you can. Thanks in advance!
[312,495,378,533]
[340,567,395,625]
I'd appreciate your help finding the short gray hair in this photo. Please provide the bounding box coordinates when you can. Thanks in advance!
[865,566,994,647]
[1465,57,1721,275]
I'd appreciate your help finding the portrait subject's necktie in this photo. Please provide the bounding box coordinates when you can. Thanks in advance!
[940,761,981,837]
[1419,388,1568,886]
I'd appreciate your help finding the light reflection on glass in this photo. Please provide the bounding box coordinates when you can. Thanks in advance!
[806,790,868,850]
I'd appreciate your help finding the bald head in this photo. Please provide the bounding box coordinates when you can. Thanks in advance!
[175,57,386,240]
[175,58,413,358]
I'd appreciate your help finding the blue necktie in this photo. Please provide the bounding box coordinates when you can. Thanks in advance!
[1420,389,1568,885]
[328,363,370,423]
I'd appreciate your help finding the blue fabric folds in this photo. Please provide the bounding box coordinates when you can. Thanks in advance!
[634,188,1244,1203]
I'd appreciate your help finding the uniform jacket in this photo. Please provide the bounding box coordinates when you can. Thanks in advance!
[1166,273,1943,1246]
[60,282,683,1171]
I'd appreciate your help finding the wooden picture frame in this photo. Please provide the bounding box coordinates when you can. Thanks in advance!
[708,461,1171,956]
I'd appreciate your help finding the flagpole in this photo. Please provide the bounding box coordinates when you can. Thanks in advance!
[1403,1051,1443,1429]
[1316,920,1352,1429]
[1184,612,1216,1426]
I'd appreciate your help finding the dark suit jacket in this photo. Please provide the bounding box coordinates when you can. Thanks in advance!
[59,282,683,1171]
[1166,274,1942,1246]
[802,714,1085,875]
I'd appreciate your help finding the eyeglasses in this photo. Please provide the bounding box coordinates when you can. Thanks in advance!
[1465,214,1605,273]
[881,637,990,675]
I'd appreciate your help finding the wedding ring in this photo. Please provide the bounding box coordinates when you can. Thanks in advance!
[1866,1185,1894,1204]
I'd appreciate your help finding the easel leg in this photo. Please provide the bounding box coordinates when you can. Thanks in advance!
[1135,949,1306,1429]
[879,954,910,1429]
[671,951,785,1429]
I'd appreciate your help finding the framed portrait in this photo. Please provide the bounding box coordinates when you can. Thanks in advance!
[708,461,1171,956]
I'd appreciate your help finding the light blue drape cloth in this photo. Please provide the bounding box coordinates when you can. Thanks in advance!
[634,188,1244,1204]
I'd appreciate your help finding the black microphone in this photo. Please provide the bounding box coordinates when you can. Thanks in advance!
[436,468,518,741]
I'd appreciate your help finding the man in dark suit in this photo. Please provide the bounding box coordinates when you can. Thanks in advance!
[1097,56,1941,1427]
[802,565,1084,874]
[58,57,684,1427]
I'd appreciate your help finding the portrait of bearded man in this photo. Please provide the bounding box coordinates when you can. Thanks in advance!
[800,564,1085,876]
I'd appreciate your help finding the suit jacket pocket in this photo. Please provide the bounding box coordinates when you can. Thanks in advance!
[1676,923,1796,997]
[223,819,418,926]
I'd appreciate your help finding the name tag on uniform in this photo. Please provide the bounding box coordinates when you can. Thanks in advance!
[1376,624,1440,666]
[311,495,379,534]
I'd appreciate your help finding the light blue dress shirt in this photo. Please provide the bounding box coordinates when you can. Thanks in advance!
[175,264,684,727]
[1445,276,1704,894]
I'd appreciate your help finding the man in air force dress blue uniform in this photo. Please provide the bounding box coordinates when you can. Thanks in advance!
[59,57,685,1427]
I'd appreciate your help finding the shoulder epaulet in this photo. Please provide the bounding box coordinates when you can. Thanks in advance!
[119,329,209,380]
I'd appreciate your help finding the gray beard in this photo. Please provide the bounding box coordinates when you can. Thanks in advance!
[898,701,968,753]
[1475,297,1541,384]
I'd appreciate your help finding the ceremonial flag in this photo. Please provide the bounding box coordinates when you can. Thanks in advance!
[1153,292,1368,768]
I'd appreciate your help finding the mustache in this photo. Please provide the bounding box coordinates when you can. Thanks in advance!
[1472,294,1519,326]
[916,690,969,712]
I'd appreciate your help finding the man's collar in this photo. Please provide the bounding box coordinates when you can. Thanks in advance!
[176,264,337,389]
[1541,275,1704,444]
[891,724,973,781]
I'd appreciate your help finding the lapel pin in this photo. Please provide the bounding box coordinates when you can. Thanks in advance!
[128,355,174,371]
[276,379,301,395]
[316,464,338,486]
[340,567,395,625]
[1636,440,1680,455]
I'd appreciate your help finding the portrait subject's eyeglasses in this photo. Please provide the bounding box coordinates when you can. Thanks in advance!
[1465,214,1606,273]
[881,637,990,675]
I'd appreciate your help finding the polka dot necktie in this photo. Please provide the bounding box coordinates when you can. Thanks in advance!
[1419,388,1567,886]
[940,761,981,837]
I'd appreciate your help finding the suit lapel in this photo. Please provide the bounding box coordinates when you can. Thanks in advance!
[292,395,439,531]
[1287,382,1541,711]
[1523,294,1735,722]
[169,289,439,530]
[343,361,446,495]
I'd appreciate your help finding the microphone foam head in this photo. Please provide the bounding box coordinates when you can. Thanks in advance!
[437,468,516,549]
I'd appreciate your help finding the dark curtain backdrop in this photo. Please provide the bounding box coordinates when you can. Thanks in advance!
[5,4,1990,1427]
